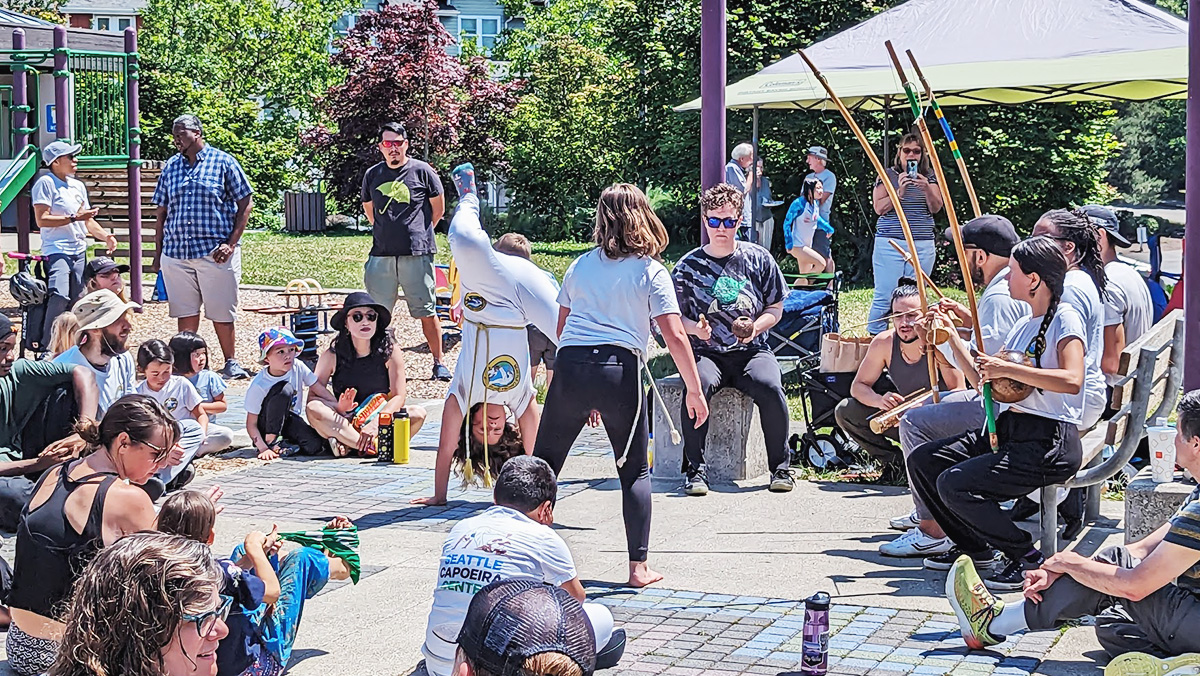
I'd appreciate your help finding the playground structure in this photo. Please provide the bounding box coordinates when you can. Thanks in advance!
[0,19,148,304]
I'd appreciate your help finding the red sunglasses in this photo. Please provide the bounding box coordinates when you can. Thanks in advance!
[380,139,406,149]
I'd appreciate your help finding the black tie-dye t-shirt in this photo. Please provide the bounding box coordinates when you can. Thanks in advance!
[671,242,788,354]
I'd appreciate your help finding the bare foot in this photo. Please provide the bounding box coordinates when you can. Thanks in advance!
[628,561,664,588]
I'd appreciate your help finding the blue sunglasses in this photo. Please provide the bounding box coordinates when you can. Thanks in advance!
[705,216,739,229]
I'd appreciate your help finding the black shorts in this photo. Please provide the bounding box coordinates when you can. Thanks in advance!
[527,325,556,370]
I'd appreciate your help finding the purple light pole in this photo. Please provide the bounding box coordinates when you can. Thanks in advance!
[52,26,70,141]
[1187,0,1200,389]
[125,27,143,305]
[699,0,726,244]
[12,29,29,255]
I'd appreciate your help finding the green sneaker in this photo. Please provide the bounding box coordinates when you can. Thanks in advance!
[946,555,1005,650]
[1105,652,1200,676]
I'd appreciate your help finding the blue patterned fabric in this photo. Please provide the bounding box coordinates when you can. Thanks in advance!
[153,146,253,259]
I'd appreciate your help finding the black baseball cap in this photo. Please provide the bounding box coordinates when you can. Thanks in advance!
[434,579,597,676]
[0,314,14,342]
[82,257,130,283]
[1080,204,1131,247]
[945,215,1019,257]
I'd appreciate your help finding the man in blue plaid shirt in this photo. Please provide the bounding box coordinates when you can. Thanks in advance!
[152,114,255,379]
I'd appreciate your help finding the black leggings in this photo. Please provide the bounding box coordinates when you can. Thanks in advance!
[908,410,1082,561]
[258,382,327,456]
[534,345,651,562]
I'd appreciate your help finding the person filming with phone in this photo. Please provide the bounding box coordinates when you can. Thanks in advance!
[866,134,943,335]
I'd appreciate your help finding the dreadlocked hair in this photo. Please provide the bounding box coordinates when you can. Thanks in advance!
[1012,236,1068,368]
[1038,208,1107,297]
[454,403,525,487]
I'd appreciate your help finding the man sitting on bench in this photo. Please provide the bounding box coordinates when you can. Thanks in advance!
[947,388,1200,671]
[833,278,964,483]
[0,314,99,531]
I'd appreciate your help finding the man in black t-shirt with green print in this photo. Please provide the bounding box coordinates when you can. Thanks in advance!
[361,122,451,381]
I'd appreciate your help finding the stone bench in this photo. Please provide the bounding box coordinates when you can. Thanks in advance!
[1125,466,1194,543]
[652,375,767,483]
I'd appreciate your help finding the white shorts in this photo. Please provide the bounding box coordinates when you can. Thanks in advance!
[448,322,535,417]
[160,249,242,323]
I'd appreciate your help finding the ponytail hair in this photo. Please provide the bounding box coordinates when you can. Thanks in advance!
[1038,208,1107,296]
[75,394,181,456]
[1011,236,1068,368]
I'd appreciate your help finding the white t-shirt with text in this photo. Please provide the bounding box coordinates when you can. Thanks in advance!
[31,173,91,257]
[137,375,203,422]
[422,506,577,676]
[53,346,137,414]
[557,249,680,354]
[243,361,317,417]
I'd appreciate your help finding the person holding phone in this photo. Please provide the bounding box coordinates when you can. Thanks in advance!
[866,134,943,335]
[33,141,118,348]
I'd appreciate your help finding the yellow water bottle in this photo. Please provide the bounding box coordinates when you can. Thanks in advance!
[393,409,411,464]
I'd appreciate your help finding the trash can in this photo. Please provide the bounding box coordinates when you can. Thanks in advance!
[284,191,327,233]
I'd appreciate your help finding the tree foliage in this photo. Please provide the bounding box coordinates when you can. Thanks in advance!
[0,0,63,22]
[139,0,358,207]
[303,1,520,213]
[499,0,1119,281]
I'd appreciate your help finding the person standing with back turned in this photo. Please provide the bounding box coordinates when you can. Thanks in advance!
[361,122,451,381]
[534,184,708,588]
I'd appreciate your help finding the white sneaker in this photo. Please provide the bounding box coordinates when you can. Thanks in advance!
[888,510,920,531]
[879,528,953,557]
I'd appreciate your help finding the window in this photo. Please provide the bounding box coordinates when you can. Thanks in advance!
[459,16,501,52]
[92,16,133,32]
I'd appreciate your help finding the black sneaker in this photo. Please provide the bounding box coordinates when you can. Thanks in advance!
[432,363,453,381]
[166,463,196,492]
[684,467,709,496]
[984,551,1044,592]
[925,547,1002,572]
[769,468,795,492]
[1061,518,1084,541]
[1005,496,1040,522]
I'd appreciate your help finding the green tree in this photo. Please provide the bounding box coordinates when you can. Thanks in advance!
[139,0,359,209]
[0,0,63,22]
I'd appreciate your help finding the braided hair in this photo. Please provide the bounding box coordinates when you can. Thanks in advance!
[1011,236,1068,367]
[1038,208,1107,297]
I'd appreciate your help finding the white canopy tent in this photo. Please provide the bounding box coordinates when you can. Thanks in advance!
[676,0,1187,111]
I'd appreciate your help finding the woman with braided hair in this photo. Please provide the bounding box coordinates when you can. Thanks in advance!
[907,236,1086,593]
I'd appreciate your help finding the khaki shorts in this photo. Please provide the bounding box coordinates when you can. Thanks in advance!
[364,254,436,319]
[160,249,241,323]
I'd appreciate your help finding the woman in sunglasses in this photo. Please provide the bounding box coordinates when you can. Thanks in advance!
[306,291,428,457]
[49,531,228,676]
[6,395,185,675]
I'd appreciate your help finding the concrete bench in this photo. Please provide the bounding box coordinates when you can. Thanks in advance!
[1124,466,1194,543]
[652,374,768,483]
[1039,310,1185,554]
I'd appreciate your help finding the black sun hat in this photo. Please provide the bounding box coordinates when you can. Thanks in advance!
[331,291,392,334]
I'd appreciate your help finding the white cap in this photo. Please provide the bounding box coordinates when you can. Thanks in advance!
[42,140,83,165]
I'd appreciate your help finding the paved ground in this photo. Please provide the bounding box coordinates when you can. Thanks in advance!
[0,393,1123,675]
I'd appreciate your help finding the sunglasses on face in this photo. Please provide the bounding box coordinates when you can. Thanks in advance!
[350,310,378,323]
[900,148,923,155]
[379,140,406,149]
[183,595,233,638]
[705,216,739,229]
[137,437,172,464]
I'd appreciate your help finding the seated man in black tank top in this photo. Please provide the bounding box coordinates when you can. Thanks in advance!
[834,279,964,482]
[0,315,100,532]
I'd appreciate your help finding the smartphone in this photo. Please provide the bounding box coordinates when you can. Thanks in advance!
[906,159,919,179]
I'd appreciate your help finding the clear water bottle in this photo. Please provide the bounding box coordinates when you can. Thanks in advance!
[800,592,831,675]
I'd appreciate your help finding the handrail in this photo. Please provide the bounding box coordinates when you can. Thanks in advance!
[0,144,36,182]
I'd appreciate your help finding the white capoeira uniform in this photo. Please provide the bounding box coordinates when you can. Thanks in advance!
[447,194,559,417]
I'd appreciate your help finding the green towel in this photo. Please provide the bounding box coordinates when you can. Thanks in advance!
[277,525,362,584]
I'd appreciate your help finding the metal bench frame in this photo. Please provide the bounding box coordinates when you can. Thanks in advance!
[1038,310,1185,554]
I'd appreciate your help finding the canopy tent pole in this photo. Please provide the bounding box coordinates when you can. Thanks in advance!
[882,96,891,166]
[699,0,726,245]
[1187,0,1200,390]
[750,106,760,242]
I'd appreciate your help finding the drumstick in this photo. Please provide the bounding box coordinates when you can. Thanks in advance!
[887,239,947,300]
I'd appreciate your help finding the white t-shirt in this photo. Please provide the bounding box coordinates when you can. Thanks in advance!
[243,361,317,417]
[137,375,203,422]
[1002,304,1087,426]
[31,173,91,256]
[1062,269,1107,429]
[974,268,1031,357]
[1103,260,1153,386]
[53,346,137,414]
[790,202,822,249]
[422,506,577,676]
[557,249,680,354]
